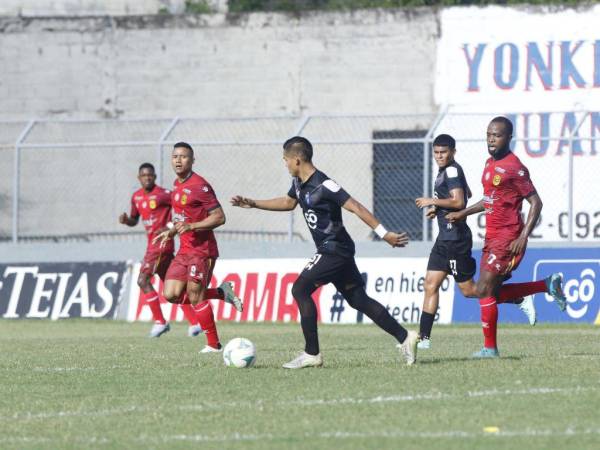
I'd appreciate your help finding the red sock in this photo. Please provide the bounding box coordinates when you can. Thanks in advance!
[204,288,224,300]
[479,296,498,349]
[180,304,199,325]
[142,291,166,324]
[497,280,546,304]
[194,301,220,348]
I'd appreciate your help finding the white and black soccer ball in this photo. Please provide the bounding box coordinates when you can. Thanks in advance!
[223,338,256,368]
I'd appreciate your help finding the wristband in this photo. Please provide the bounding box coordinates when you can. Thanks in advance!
[166,222,174,230]
[374,224,388,239]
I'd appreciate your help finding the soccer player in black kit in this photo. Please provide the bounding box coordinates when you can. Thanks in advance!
[232,136,419,368]
[415,134,536,349]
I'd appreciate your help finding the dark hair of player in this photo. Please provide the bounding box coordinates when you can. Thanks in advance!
[490,116,514,135]
[283,136,313,162]
[432,134,456,149]
[173,141,194,156]
[138,162,155,173]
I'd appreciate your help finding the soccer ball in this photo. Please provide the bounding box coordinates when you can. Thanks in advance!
[223,338,256,368]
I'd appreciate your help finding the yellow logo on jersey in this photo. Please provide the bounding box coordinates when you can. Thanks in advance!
[492,174,502,186]
[149,200,157,209]
[181,194,188,205]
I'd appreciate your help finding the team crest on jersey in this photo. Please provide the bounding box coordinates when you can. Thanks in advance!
[149,199,157,209]
[305,193,311,205]
[492,175,501,186]
[181,194,188,205]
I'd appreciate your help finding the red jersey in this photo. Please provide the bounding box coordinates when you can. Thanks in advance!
[481,151,536,240]
[171,172,220,257]
[130,185,174,253]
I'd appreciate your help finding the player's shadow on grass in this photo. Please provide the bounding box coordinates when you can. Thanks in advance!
[419,355,523,365]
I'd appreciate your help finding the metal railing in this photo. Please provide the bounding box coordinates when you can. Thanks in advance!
[1,110,598,244]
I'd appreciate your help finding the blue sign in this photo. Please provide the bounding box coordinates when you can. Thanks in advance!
[452,248,600,324]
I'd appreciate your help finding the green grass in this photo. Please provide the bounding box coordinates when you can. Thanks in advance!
[0,321,598,449]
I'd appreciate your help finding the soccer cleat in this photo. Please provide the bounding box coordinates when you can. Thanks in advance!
[282,352,323,369]
[518,296,537,326]
[472,347,500,359]
[397,330,418,365]
[545,273,567,312]
[188,324,203,337]
[199,344,223,354]
[219,281,243,312]
[417,337,431,350]
[149,322,170,338]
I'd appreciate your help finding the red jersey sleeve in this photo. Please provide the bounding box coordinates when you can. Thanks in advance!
[130,196,140,219]
[513,166,536,198]
[195,182,221,211]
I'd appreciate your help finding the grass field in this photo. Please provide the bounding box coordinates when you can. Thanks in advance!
[1,320,598,450]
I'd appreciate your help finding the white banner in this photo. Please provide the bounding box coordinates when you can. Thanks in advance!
[432,6,600,243]
[127,257,455,325]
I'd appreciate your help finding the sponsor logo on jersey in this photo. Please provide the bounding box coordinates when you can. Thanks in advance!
[174,193,180,202]
[183,188,191,194]
[518,170,525,176]
[142,201,147,208]
[494,166,506,173]
[202,186,209,192]
[149,200,157,209]
[172,213,186,222]
[485,172,490,181]
[492,175,502,186]
[303,209,318,230]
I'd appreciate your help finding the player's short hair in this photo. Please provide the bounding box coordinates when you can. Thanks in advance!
[283,136,313,162]
[432,134,456,149]
[490,116,514,135]
[138,162,155,173]
[173,141,194,156]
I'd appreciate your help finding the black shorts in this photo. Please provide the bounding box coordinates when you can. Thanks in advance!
[299,253,365,291]
[427,237,476,283]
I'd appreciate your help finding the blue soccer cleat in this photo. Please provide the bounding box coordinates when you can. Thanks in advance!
[472,347,500,359]
[149,322,170,338]
[188,324,203,337]
[545,273,567,312]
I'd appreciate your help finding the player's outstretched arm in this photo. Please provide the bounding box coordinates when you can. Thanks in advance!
[509,192,542,255]
[342,197,409,248]
[119,213,138,227]
[446,199,484,223]
[230,195,297,211]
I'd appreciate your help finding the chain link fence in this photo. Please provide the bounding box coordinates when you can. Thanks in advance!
[0,111,598,244]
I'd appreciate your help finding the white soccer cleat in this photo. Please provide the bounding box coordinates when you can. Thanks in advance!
[149,322,170,338]
[417,338,431,350]
[397,330,418,365]
[199,344,223,354]
[518,296,537,326]
[188,324,203,337]
[282,352,323,369]
[219,281,243,312]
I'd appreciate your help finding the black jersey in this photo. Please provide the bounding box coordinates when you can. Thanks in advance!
[287,169,355,258]
[434,161,471,241]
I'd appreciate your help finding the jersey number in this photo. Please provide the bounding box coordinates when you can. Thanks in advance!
[449,259,458,276]
[486,253,497,265]
[305,254,322,271]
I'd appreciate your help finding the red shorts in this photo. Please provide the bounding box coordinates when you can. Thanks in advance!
[140,250,174,280]
[481,239,525,278]
[165,253,217,286]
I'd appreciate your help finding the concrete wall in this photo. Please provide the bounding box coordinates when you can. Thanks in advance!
[0,10,438,120]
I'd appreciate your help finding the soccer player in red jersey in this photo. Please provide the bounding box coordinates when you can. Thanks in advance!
[447,117,567,358]
[154,142,242,353]
[119,163,202,338]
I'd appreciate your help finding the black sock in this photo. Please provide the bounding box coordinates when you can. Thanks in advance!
[344,287,408,344]
[419,311,435,340]
[300,316,319,355]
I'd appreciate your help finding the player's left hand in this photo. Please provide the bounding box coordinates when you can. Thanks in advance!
[174,221,192,234]
[426,206,437,220]
[152,230,171,246]
[509,235,528,256]
[415,197,434,209]
[384,231,409,248]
